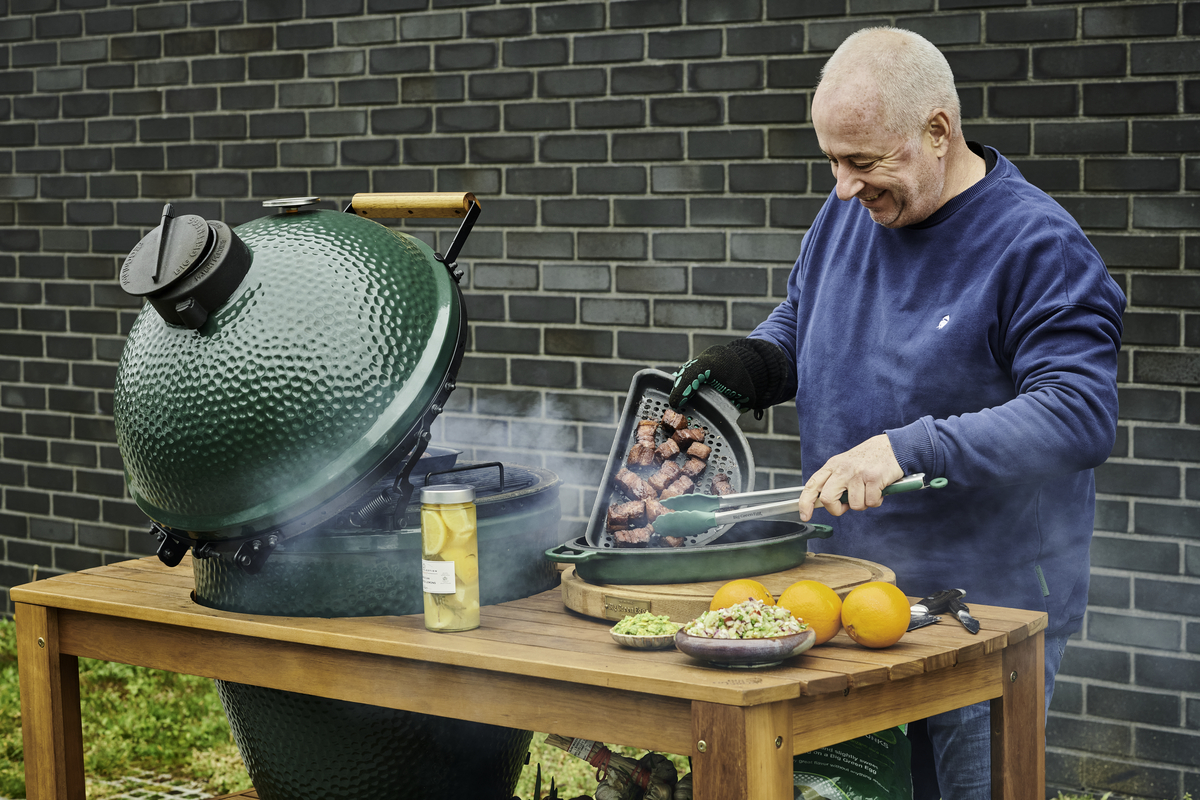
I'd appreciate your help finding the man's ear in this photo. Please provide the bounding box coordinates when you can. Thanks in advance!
[926,109,953,157]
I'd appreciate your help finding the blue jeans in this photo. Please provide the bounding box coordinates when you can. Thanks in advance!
[908,631,1071,800]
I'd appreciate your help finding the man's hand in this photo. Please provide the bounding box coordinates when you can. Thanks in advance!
[798,434,904,521]
[668,343,756,411]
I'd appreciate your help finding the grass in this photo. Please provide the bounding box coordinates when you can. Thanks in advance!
[0,617,247,799]
[0,618,1166,800]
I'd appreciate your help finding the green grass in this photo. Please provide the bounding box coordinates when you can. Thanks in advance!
[0,617,246,799]
[0,618,1168,800]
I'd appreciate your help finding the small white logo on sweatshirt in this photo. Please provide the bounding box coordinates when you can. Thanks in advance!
[937,315,950,329]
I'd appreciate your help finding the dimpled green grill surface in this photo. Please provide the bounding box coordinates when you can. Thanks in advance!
[113,210,458,536]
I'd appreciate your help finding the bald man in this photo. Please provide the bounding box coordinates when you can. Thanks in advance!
[669,27,1124,799]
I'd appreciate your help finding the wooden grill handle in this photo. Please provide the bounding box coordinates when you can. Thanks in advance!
[350,192,478,219]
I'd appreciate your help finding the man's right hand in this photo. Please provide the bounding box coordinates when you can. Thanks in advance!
[669,343,756,411]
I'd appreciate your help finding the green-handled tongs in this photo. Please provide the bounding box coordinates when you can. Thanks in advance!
[653,473,948,538]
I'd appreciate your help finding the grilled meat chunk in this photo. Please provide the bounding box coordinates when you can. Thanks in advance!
[681,457,707,478]
[645,498,670,523]
[626,442,656,468]
[660,475,695,499]
[685,441,712,460]
[660,408,687,431]
[614,467,656,500]
[653,439,681,464]
[606,500,647,531]
[648,461,683,493]
[710,473,734,496]
[613,526,653,547]
[635,419,658,446]
[671,426,707,447]
[661,535,686,548]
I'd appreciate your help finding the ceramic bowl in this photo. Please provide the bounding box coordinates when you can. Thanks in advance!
[674,628,816,668]
[610,629,679,650]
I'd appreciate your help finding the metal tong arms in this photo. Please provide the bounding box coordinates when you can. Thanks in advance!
[658,473,948,513]
[650,498,807,538]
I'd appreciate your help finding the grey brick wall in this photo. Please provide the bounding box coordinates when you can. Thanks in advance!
[0,1,1197,796]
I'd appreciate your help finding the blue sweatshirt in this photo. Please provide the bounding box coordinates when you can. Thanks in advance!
[752,148,1125,636]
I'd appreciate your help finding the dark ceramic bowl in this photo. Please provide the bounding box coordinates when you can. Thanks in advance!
[674,628,816,668]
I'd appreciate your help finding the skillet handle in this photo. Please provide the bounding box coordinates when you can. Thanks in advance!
[801,524,834,541]
[350,192,478,219]
[544,543,597,564]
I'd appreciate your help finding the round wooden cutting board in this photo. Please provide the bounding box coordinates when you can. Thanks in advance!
[561,553,895,623]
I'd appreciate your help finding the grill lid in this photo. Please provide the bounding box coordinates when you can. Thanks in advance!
[113,195,478,566]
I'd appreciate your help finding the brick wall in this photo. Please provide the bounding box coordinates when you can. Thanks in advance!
[1,0,1197,796]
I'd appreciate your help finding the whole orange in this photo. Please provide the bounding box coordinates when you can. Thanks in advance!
[777,580,843,645]
[840,581,910,649]
[710,578,775,611]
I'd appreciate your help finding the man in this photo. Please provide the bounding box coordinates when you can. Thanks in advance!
[669,27,1124,800]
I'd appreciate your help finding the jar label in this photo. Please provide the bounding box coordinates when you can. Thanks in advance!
[422,559,455,594]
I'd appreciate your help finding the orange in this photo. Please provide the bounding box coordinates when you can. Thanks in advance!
[840,581,910,649]
[777,580,843,645]
[710,579,775,611]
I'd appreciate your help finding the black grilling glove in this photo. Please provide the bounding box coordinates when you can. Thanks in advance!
[668,338,797,413]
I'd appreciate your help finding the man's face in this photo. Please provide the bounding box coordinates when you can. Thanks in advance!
[811,84,946,229]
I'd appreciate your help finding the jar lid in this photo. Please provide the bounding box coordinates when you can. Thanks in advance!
[421,485,475,504]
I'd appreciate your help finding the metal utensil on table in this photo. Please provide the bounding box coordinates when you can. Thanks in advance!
[908,588,980,634]
[653,474,949,538]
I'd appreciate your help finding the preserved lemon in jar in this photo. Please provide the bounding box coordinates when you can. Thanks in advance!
[420,485,479,632]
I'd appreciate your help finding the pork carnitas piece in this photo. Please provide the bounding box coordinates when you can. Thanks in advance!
[671,426,707,447]
[606,500,646,531]
[635,419,658,446]
[710,472,734,495]
[613,526,653,547]
[653,438,681,464]
[626,442,656,468]
[614,467,656,500]
[645,498,671,523]
[660,475,695,499]
[660,408,687,431]
[680,457,707,478]
[686,441,712,460]
[648,460,682,493]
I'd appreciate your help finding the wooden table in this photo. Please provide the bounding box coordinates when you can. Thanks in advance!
[15,556,1046,800]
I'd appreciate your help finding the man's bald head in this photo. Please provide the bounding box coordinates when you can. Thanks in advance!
[816,28,961,141]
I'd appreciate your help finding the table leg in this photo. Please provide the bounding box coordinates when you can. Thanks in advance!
[991,630,1045,800]
[16,603,86,800]
[691,700,792,800]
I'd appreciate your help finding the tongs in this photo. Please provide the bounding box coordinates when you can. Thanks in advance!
[653,473,948,538]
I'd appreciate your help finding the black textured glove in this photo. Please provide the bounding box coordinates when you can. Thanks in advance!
[668,338,797,412]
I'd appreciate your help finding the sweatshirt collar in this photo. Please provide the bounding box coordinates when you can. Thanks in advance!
[906,143,1002,230]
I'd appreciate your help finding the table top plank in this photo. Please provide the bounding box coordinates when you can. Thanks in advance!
[13,556,1046,710]
[20,571,819,705]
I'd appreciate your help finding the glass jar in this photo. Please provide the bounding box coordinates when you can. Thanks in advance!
[420,485,479,632]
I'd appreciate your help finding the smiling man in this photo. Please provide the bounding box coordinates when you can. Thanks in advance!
[668,27,1125,800]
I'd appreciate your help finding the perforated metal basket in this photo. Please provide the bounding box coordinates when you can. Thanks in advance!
[584,369,755,549]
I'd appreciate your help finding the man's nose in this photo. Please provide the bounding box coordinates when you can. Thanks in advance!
[834,164,865,201]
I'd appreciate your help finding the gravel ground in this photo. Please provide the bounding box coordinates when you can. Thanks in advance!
[88,773,216,799]
[0,772,220,800]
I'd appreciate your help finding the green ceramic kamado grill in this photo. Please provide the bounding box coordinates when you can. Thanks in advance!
[114,193,479,572]
[112,194,559,800]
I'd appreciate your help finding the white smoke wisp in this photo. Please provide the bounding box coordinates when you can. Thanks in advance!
[430,390,618,542]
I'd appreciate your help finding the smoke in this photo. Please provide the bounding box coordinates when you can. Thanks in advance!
[430,391,613,541]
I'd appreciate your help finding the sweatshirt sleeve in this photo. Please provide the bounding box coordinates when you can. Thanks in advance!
[886,218,1125,488]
